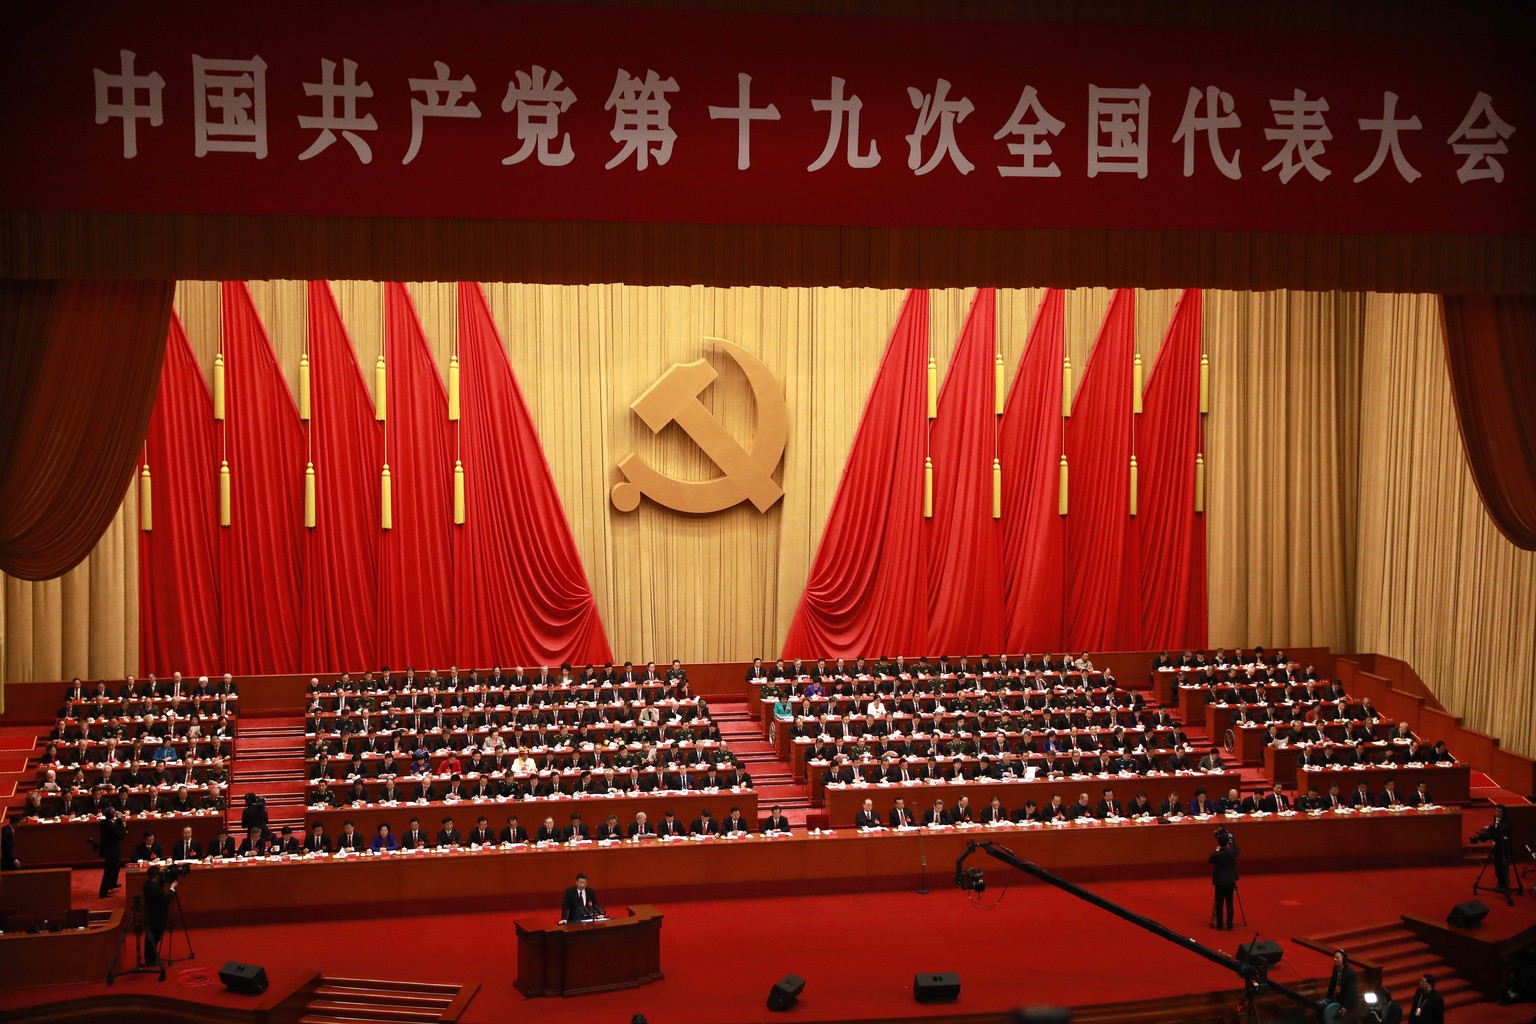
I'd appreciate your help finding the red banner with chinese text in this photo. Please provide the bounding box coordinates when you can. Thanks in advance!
[0,2,1530,234]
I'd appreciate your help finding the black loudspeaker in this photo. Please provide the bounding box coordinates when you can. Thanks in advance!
[1448,899,1489,928]
[766,973,805,1011]
[913,972,961,1003]
[218,960,269,995]
[1238,939,1285,967]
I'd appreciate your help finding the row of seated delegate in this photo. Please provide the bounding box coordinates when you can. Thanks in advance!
[16,783,226,821]
[306,718,717,757]
[305,664,695,708]
[304,697,709,735]
[306,764,753,806]
[41,734,233,771]
[846,779,1445,826]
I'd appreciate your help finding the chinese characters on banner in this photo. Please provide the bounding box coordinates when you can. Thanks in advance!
[2,1,1531,233]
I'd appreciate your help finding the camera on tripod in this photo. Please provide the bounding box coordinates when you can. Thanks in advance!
[161,862,193,881]
[1472,824,1500,843]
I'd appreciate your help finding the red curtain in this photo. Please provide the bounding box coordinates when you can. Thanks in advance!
[927,288,1005,655]
[1000,289,1066,653]
[299,281,381,674]
[1065,289,1139,651]
[454,282,612,668]
[1138,290,1208,650]
[1441,294,1536,551]
[783,290,929,659]
[139,312,222,675]
[217,282,304,675]
[0,279,173,580]
[378,283,455,670]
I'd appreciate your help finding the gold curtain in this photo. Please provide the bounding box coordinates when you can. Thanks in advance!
[1355,293,1536,759]
[1203,291,1362,650]
[11,281,1536,761]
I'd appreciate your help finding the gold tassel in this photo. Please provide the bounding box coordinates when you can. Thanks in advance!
[304,462,316,528]
[298,353,311,421]
[992,458,1002,519]
[1133,353,1143,414]
[1058,456,1069,515]
[994,353,1005,416]
[219,460,231,527]
[375,355,387,421]
[1199,353,1210,414]
[923,457,934,518]
[139,465,152,532]
[453,460,466,525]
[448,356,461,421]
[1195,453,1206,513]
[213,353,226,420]
[381,464,393,530]
[1062,357,1072,417]
[926,357,937,420]
[1129,455,1139,516]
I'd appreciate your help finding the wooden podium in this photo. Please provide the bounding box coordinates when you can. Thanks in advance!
[515,904,664,997]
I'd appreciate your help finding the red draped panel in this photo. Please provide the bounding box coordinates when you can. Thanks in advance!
[1138,290,1208,650]
[218,282,304,675]
[299,281,381,674]
[379,283,455,670]
[1441,294,1536,551]
[1000,290,1066,654]
[139,312,222,675]
[0,279,172,580]
[454,282,612,668]
[1065,290,1139,652]
[927,288,1005,656]
[783,290,929,659]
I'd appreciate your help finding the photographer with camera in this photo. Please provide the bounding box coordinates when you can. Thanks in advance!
[141,863,180,966]
[1208,826,1239,930]
[1473,805,1514,894]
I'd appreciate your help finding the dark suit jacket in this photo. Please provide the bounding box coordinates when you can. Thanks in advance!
[562,884,600,922]
[401,828,430,849]
[1209,840,1240,886]
[1408,988,1444,1024]
[690,816,718,835]
[1327,962,1358,1007]
[172,838,202,860]
[762,814,793,833]
[499,825,529,843]
[334,830,365,852]
[853,809,883,828]
[628,821,657,838]
[304,832,332,854]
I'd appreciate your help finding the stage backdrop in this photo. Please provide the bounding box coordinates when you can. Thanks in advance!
[4,284,1534,756]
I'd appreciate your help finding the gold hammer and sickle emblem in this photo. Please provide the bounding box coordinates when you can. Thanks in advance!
[611,338,787,515]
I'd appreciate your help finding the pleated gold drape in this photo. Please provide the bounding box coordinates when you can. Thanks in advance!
[1355,293,1536,759]
[6,283,1534,757]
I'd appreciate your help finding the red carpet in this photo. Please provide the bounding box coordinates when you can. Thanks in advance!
[14,862,1536,1022]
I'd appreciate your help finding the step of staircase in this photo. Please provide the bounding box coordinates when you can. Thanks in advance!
[1298,921,1481,1010]
[299,976,467,1024]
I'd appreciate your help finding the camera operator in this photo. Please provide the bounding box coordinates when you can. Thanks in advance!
[141,864,179,966]
[1208,826,1239,930]
[1473,805,1514,893]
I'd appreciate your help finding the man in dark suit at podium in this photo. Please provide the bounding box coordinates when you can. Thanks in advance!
[561,872,602,923]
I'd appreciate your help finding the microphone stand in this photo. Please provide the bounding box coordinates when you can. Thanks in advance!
[916,828,929,895]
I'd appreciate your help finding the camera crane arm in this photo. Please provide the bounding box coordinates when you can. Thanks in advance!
[954,841,1328,1018]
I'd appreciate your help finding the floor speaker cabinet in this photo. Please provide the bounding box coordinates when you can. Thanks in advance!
[1447,899,1489,928]
[218,960,270,995]
[766,973,806,1011]
[913,972,961,1003]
